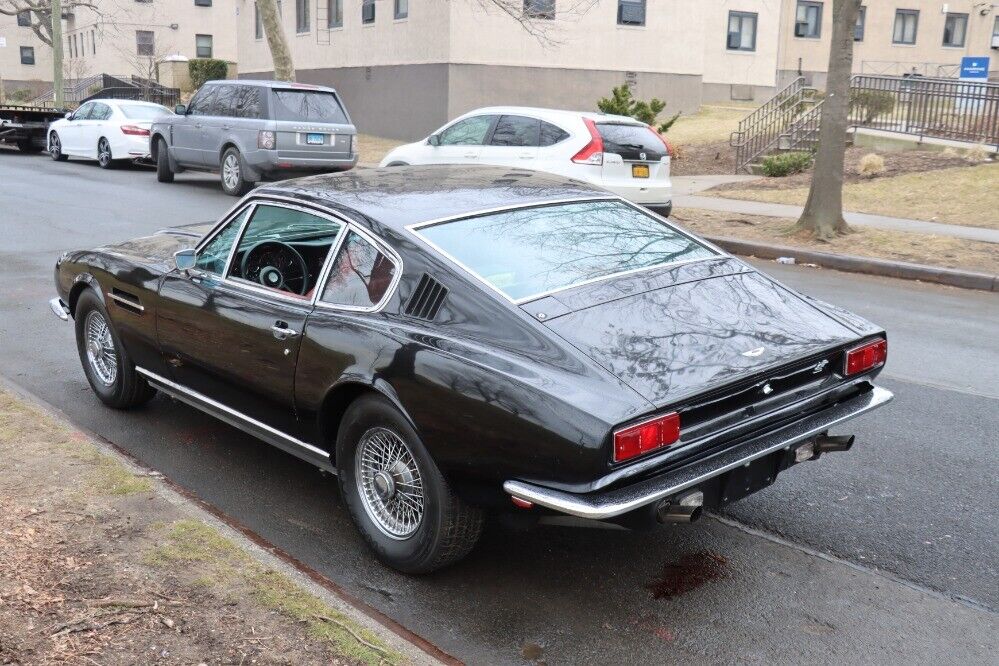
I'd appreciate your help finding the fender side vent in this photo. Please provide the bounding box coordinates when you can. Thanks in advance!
[405,274,448,321]
[109,288,144,314]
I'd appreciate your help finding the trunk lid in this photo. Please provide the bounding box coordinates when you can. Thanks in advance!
[596,121,670,191]
[269,87,355,160]
[542,270,859,408]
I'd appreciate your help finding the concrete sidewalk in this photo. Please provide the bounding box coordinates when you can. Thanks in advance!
[670,176,999,244]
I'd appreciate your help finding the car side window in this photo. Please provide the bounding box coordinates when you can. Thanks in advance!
[188,86,217,116]
[212,85,238,117]
[74,102,94,120]
[195,207,250,274]
[92,103,111,121]
[490,115,540,147]
[320,231,397,309]
[227,204,343,298]
[540,121,570,146]
[231,86,261,119]
[439,116,494,146]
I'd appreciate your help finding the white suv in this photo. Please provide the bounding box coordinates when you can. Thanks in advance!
[379,106,673,215]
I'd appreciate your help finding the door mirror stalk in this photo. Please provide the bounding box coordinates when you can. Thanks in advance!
[427,134,440,147]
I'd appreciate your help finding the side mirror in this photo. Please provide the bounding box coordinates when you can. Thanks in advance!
[174,104,187,115]
[174,248,197,271]
[427,134,440,147]
[65,112,74,120]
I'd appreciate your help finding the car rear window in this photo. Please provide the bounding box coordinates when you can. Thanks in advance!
[271,90,348,124]
[596,123,667,161]
[417,201,716,302]
[119,104,172,120]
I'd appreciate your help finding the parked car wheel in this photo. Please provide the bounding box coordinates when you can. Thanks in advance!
[97,138,115,169]
[74,289,156,409]
[220,147,252,196]
[337,395,484,574]
[155,138,174,183]
[385,161,409,167]
[49,132,68,161]
[16,139,42,153]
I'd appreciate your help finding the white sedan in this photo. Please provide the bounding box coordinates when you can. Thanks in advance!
[47,99,173,168]
[380,106,673,215]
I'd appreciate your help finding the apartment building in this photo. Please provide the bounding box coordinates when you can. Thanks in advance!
[1,0,237,100]
[0,9,55,98]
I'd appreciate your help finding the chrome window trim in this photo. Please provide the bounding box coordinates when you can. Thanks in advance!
[314,223,404,314]
[407,196,725,306]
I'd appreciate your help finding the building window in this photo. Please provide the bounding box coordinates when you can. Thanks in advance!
[296,0,309,32]
[524,0,554,20]
[395,0,408,19]
[196,33,213,57]
[727,11,757,51]
[329,0,343,27]
[195,0,212,5]
[20,46,35,64]
[17,10,31,26]
[795,1,822,38]
[91,30,96,54]
[854,6,865,41]
[254,3,263,38]
[136,30,154,56]
[943,12,967,48]
[617,0,645,26]
[893,9,918,45]
[362,0,375,23]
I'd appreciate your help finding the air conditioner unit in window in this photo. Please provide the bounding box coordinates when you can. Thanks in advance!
[992,34,999,49]
[362,3,375,22]
[795,21,809,37]
[618,5,644,25]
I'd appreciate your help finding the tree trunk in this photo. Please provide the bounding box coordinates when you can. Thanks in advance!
[51,0,64,108]
[793,0,862,241]
[257,0,295,82]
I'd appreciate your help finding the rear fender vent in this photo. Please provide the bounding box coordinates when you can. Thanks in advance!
[405,274,448,321]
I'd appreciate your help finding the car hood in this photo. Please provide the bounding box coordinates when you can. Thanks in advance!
[542,269,862,408]
[95,222,216,270]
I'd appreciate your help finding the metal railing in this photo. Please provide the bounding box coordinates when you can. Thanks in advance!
[81,86,180,107]
[849,75,998,149]
[860,61,961,79]
[730,77,817,172]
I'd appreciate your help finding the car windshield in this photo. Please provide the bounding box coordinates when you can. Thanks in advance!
[272,90,348,123]
[417,201,716,302]
[119,104,172,120]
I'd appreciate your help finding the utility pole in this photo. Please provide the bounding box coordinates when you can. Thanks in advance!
[51,0,64,108]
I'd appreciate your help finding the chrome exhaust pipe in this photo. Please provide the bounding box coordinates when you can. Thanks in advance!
[816,434,855,453]
[656,490,704,524]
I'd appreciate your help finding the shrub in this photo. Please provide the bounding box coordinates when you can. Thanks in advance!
[857,152,885,178]
[597,84,681,134]
[760,151,813,177]
[188,58,229,91]
[963,143,990,163]
[849,90,895,124]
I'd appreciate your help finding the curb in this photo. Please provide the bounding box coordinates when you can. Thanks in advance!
[704,235,999,292]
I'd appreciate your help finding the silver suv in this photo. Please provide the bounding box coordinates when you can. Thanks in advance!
[150,80,358,196]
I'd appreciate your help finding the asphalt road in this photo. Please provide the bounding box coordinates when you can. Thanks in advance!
[1,149,997,663]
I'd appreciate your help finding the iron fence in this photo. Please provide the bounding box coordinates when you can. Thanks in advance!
[849,75,998,148]
[81,86,180,107]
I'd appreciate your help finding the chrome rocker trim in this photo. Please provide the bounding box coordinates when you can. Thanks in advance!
[135,367,335,473]
[504,386,894,520]
[49,297,70,321]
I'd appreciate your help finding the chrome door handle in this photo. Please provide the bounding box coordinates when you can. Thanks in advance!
[271,324,299,340]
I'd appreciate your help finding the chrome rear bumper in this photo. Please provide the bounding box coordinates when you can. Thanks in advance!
[504,386,893,520]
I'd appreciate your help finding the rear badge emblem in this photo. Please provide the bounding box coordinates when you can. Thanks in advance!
[742,347,766,357]
[640,152,647,160]
[762,382,774,395]
[812,359,829,374]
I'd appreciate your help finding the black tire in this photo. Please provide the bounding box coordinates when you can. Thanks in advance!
[220,146,252,196]
[74,289,156,410]
[17,139,42,153]
[49,131,68,161]
[386,161,409,167]
[156,138,174,183]
[337,395,483,574]
[97,137,115,169]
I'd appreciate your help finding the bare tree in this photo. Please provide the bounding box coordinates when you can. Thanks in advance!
[0,0,97,46]
[792,0,863,240]
[255,0,599,83]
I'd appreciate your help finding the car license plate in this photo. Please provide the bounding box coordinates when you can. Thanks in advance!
[632,164,650,178]
[306,133,325,145]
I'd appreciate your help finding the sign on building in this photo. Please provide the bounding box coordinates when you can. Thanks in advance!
[959,57,989,82]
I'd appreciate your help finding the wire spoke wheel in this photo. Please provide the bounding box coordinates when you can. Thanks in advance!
[84,310,118,387]
[355,427,425,539]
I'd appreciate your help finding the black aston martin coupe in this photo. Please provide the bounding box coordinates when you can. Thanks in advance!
[51,166,892,573]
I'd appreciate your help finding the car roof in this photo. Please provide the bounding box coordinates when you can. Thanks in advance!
[202,79,340,93]
[254,165,614,231]
[85,99,167,107]
[457,106,642,126]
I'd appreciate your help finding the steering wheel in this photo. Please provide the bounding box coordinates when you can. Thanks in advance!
[239,241,309,296]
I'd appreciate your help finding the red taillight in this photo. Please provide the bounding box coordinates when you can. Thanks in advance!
[844,339,887,376]
[120,125,150,136]
[613,412,680,463]
[571,118,604,165]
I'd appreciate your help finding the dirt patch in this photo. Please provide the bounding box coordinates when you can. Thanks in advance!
[0,389,408,665]
[646,551,729,600]
[671,140,737,176]
[672,208,999,275]
[357,134,406,166]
